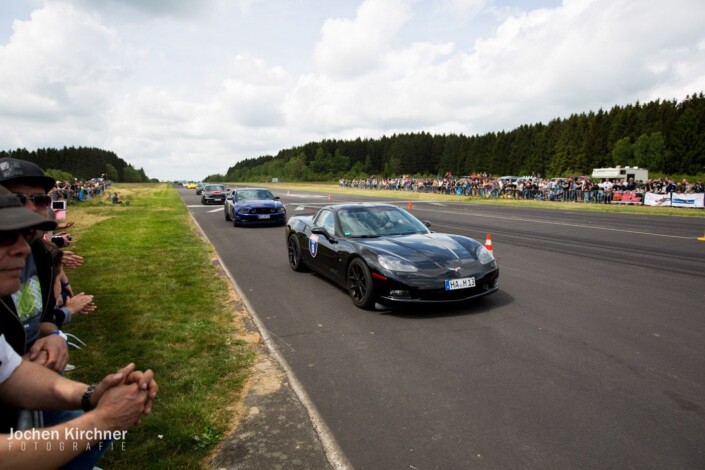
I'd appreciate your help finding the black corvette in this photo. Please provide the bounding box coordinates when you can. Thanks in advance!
[286,203,499,309]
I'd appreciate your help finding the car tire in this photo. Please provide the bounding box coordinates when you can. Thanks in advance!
[347,258,375,309]
[287,234,307,272]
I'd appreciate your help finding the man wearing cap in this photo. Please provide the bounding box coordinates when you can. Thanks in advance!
[0,159,103,468]
[0,158,71,371]
[1,184,62,430]
[0,157,78,373]
[0,186,159,468]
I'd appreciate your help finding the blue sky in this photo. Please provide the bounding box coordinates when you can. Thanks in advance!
[1,0,703,180]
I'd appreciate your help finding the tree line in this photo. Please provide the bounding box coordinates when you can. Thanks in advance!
[0,146,152,183]
[210,93,705,182]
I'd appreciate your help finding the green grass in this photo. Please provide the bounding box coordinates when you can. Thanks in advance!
[61,184,255,469]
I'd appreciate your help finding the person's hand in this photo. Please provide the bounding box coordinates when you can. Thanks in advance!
[61,251,84,269]
[27,334,69,372]
[126,369,158,415]
[91,364,157,417]
[56,221,75,230]
[65,292,96,315]
[79,299,97,314]
[93,381,149,431]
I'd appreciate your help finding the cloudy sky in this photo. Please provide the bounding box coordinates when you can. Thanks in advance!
[1,0,703,181]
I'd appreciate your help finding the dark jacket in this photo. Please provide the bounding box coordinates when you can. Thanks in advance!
[0,239,58,432]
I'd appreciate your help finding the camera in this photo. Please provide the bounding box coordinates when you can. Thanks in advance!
[51,234,72,248]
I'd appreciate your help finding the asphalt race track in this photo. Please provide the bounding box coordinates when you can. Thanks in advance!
[181,187,705,469]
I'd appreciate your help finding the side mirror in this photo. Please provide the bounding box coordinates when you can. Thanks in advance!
[311,227,337,243]
[274,196,281,200]
[423,220,431,228]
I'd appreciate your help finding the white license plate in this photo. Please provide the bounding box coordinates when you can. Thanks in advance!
[258,214,270,219]
[445,277,475,290]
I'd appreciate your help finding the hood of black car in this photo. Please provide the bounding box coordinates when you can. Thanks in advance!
[356,233,481,268]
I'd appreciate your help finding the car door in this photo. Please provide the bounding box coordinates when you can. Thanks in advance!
[227,191,237,217]
[304,209,339,279]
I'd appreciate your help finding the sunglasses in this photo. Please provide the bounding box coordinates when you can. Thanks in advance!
[14,193,52,209]
[0,228,37,247]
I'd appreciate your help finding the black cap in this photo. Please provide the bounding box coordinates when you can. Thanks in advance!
[0,185,57,232]
[0,157,56,193]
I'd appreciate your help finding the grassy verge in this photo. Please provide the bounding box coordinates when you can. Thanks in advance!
[247,181,705,217]
[61,183,255,469]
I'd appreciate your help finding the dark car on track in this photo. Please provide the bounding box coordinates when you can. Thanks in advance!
[224,187,287,226]
[286,203,499,309]
[201,184,227,205]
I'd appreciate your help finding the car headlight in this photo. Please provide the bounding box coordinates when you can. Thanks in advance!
[476,245,495,264]
[277,207,286,213]
[378,255,418,272]
[237,208,250,214]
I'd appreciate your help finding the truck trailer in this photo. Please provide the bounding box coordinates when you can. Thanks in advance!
[591,166,648,182]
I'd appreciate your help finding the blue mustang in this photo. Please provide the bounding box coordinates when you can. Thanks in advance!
[224,187,287,227]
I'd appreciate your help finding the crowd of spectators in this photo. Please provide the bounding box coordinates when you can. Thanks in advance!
[340,173,704,204]
[51,178,113,203]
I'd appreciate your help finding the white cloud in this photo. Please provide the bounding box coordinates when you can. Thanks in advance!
[313,0,412,78]
[0,2,138,121]
[434,0,488,17]
[1,0,704,180]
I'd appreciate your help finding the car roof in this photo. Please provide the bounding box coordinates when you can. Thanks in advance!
[325,202,400,212]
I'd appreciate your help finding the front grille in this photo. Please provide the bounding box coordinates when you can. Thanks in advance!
[413,270,499,301]
[250,207,277,214]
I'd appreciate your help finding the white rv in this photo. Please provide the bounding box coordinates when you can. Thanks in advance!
[591,166,648,182]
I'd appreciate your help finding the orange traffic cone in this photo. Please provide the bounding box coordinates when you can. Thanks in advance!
[408,200,413,209]
[485,233,493,256]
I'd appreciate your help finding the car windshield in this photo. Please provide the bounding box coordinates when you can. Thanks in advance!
[205,185,225,191]
[337,206,429,238]
[236,190,274,201]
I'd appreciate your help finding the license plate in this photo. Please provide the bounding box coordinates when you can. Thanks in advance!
[258,214,270,219]
[445,277,475,290]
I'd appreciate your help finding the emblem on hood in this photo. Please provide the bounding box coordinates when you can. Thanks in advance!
[448,266,461,272]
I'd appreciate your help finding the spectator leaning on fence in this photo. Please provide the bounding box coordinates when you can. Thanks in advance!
[0,158,70,372]
[0,158,92,335]
[344,173,704,205]
[0,184,159,469]
[0,161,100,467]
